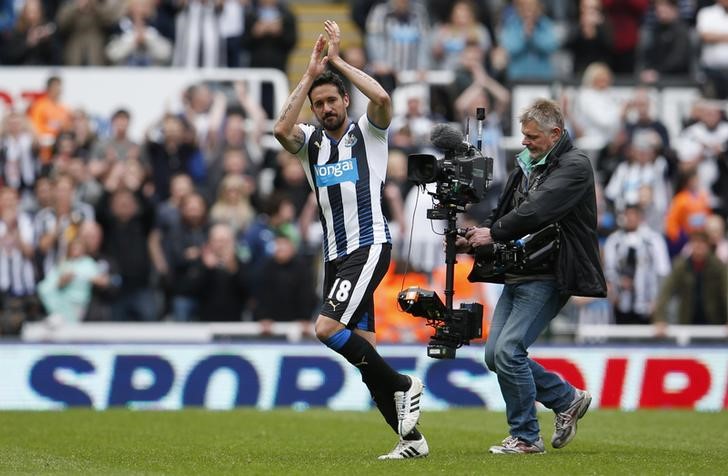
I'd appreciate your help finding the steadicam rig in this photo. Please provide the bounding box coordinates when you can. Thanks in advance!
[398,109,493,359]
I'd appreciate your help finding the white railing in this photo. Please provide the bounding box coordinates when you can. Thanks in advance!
[575,324,728,346]
[21,321,727,346]
[21,320,313,343]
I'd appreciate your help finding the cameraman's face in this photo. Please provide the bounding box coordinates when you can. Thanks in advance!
[310,84,349,133]
[521,120,560,160]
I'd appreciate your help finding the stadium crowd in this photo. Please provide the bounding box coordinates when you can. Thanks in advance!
[0,0,727,340]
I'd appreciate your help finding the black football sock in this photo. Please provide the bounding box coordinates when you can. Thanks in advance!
[403,428,422,441]
[324,328,410,393]
[370,387,399,433]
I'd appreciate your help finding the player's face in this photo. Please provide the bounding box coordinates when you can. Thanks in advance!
[310,84,349,132]
[521,120,560,160]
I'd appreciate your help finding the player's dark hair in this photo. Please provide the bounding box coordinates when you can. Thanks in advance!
[308,70,347,101]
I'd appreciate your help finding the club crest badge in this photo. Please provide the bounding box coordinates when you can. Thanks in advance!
[343,133,358,148]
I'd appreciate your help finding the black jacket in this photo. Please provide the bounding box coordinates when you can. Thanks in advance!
[473,132,607,297]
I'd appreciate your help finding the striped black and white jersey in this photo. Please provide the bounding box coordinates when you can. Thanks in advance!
[0,212,36,296]
[33,204,95,275]
[296,115,391,262]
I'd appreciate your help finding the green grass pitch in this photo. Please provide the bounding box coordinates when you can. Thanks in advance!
[1,409,727,475]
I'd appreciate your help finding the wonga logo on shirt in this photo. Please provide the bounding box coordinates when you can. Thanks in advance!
[315,158,359,187]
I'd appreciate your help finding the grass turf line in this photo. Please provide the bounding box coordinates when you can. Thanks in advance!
[1,409,727,475]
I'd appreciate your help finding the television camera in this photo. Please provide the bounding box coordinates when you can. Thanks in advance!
[397,110,493,359]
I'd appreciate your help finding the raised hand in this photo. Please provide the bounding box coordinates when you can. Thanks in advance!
[323,20,341,62]
[307,34,328,78]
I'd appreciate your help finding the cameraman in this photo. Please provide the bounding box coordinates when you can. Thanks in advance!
[456,99,606,454]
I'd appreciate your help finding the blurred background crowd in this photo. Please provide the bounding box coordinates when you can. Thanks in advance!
[0,0,727,342]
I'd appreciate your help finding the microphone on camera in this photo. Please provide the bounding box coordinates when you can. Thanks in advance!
[430,124,470,154]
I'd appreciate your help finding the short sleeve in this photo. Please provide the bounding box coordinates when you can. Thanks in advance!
[295,123,317,158]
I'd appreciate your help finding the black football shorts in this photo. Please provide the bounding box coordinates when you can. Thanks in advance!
[320,243,391,332]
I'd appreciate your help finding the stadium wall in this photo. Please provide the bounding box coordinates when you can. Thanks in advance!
[0,67,289,141]
[0,344,726,411]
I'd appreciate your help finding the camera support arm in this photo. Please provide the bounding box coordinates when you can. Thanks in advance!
[443,206,459,312]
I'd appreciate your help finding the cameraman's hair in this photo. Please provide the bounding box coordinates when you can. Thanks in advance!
[308,70,347,101]
[519,99,564,132]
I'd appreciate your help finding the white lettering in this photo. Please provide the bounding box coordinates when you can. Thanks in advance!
[316,160,354,178]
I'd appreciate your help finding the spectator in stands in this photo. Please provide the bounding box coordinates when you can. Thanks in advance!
[56,0,123,66]
[46,132,77,177]
[713,147,728,218]
[0,0,16,34]
[430,0,492,72]
[70,109,98,161]
[242,0,296,72]
[339,45,373,120]
[254,233,316,334]
[350,0,384,35]
[681,99,728,159]
[34,173,95,277]
[603,204,671,325]
[642,0,696,25]
[678,99,728,209]
[637,0,693,85]
[381,150,408,253]
[702,213,728,262]
[67,157,103,207]
[664,170,711,255]
[450,40,511,112]
[180,82,227,155]
[241,0,297,116]
[271,150,313,216]
[365,0,431,92]
[95,160,157,321]
[0,0,60,65]
[218,0,247,67]
[106,0,173,66]
[604,130,672,232]
[0,112,39,202]
[167,191,209,321]
[37,235,101,324]
[594,182,617,242]
[204,146,254,206]
[209,173,255,236]
[78,220,119,322]
[207,83,267,168]
[190,223,248,321]
[389,95,436,151]
[28,76,72,163]
[217,81,268,166]
[23,175,52,216]
[601,0,649,74]
[622,87,671,154]
[450,42,511,215]
[571,62,623,150]
[148,172,194,310]
[499,0,559,81]
[0,187,38,335]
[565,0,613,76]
[653,230,727,333]
[696,0,728,99]
[595,127,629,193]
[143,113,206,201]
[403,182,446,274]
[172,0,224,68]
[239,192,298,274]
[90,109,138,170]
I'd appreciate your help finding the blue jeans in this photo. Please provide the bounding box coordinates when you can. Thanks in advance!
[111,289,158,322]
[171,296,199,322]
[484,280,575,443]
